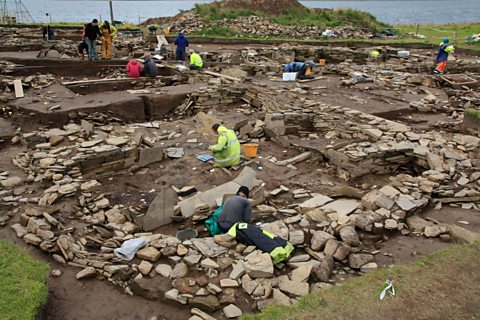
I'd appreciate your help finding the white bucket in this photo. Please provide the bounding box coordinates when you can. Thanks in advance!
[282,72,297,81]
[398,50,410,57]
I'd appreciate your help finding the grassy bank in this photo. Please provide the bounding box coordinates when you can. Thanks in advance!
[242,242,480,320]
[396,23,480,48]
[194,3,387,29]
[0,240,49,320]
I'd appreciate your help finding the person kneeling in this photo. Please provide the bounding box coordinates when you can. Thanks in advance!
[214,187,294,264]
[189,49,203,70]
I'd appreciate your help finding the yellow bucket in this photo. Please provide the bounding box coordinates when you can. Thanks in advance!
[244,143,259,158]
[319,59,326,65]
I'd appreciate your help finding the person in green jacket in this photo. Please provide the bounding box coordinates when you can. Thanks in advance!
[99,20,117,60]
[209,123,240,168]
[188,49,203,70]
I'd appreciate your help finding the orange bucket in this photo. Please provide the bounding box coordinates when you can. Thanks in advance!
[244,143,259,158]
[319,59,326,65]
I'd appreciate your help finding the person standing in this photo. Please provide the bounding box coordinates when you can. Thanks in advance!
[99,20,117,60]
[174,32,189,61]
[84,19,101,61]
[209,123,240,168]
[434,38,455,75]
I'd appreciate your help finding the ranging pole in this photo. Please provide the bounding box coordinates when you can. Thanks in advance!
[109,0,114,24]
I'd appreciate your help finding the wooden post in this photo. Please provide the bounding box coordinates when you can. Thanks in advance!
[109,0,114,24]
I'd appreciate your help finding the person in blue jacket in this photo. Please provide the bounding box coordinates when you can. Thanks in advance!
[174,32,189,61]
[284,60,315,79]
[434,38,455,75]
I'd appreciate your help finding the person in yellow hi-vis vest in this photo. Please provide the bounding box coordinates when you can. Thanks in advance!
[99,20,117,60]
[188,49,203,70]
[209,123,240,168]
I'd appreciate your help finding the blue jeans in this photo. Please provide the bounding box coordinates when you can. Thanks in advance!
[85,38,98,60]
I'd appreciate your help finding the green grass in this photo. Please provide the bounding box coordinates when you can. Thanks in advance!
[0,240,49,320]
[242,242,480,320]
[396,23,480,48]
[194,3,386,29]
[465,108,480,120]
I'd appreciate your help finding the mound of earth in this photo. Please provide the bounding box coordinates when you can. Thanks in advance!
[220,0,304,15]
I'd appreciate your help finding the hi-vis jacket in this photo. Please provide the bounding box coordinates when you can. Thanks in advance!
[190,52,203,68]
[209,125,240,167]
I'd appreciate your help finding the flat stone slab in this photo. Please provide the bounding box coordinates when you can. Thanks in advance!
[178,167,261,218]
[320,198,360,216]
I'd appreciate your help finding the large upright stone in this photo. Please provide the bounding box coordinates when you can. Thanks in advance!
[141,186,176,231]
[244,251,274,278]
[312,257,333,282]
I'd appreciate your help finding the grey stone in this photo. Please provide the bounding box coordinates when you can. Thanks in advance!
[76,267,97,280]
[192,237,228,258]
[348,253,374,269]
[263,220,289,239]
[223,304,242,319]
[184,254,202,265]
[189,295,220,312]
[323,239,339,257]
[0,176,23,188]
[312,257,333,282]
[395,196,417,211]
[170,262,189,279]
[406,216,430,232]
[320,198,360,215]
[138,146,164,167]
[310,231,335,251]
[137,247,161,262]
[424,225,447,237]
[201,258,220,269]
[290,265,312,283]
[360,262,378,273]
[155,264,172,278]
[299,195,333,212]
[165,288,188,304]
[339,226,360,247]
[288,229,304,245]
[244,251,274,278]
[272,288,291,306]
[278,279,309,297]
[333,243,350,261]
[229,262,245,280]
[141,187,176,231]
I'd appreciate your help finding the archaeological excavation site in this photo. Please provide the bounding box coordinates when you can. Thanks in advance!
[0,5,479,320]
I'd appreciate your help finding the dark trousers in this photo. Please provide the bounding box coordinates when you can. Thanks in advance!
[176,49,186,61]
[297,65,313,79]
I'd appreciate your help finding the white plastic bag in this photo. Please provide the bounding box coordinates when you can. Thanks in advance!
[114,237,147,261]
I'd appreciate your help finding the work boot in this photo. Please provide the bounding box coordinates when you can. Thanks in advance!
[214,234,237,248]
